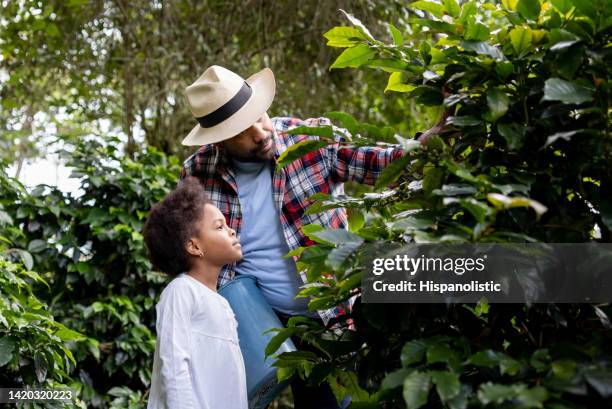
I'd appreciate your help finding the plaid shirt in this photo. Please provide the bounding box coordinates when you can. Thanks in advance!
[181,116,405,324]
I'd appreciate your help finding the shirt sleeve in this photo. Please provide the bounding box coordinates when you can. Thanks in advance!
[156,280,197,408]
[180,155,195,180]
[320,118,406,185]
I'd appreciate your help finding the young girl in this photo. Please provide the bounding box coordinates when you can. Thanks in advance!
[143,176,247,409]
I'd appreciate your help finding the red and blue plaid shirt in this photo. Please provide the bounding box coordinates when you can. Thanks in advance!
[181,116,405,324]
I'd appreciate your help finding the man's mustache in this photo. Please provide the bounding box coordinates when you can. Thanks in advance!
[252,135,274,153]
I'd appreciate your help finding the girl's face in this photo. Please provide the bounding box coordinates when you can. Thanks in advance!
[190,203,242,265]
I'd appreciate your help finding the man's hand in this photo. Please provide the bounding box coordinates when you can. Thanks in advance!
[418,108,451,146]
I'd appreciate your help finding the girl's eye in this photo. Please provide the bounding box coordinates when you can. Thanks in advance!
[217,225,223,230]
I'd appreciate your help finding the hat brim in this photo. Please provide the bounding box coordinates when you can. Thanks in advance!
[181,68,276,146]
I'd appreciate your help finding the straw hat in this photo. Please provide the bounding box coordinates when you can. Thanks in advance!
[182,65,276,146]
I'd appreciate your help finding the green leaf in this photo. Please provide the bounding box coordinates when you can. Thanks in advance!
[461,41,505,60]
[549,28,579,44]
[517,386,548,407]
[509,27,533,55]
[403,371,431,409]
[432,184,477,197]
[329,370,370,403]
[544,129,585,147]
[444,0,461,18]
[486,88,510,121]
[478,383,519,404]
[391,214,435,232]
[497,122,526,150]
[423,167,444,196]
[45,23,60,37]
[54,327,87,342]
[326,241,363,270]
[367,59,412,72]
[0,209,13,225]
[287,125,335,138]
[410,1,445,18]
[542,78,594,104]
[573,0,597,19]
[265,328,294,357]
[444,160,479,183]
[323,26,366,48]
[465,20,490,41]
[276,139,331,169]
[401,340,428,366]
[459,1,477,24]
[0,337,16,366]
[309,229,363,246]
[517,0,541,20]
[420,41,432,65]
[308,295,337,311]
[302,224,325,236]
[530,349,551,372]
[447,389,468,409]
[16,250,34,270]
[323,111,359,134]
[455,198,492,223]
[584,369,612,398]
[487,193,547,218]
[339,9,376,42]
[495,61,514,78]
[412,85,444,106]
[34,352,48,383]
[27,239,47,253]
[389,23,404,46]
[385,72,417,93]
[549,40,580,52]
[330,44,376,69]
[448,116,482,127]
[375,152,414,189]
[382,369,414,390]
[426,344,460,365]
[431,371,461,402]
[550,0,572,13]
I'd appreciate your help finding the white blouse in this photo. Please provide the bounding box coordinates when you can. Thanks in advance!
[147,274,248,409]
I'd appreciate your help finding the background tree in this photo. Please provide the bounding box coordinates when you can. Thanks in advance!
[0,0,433,164]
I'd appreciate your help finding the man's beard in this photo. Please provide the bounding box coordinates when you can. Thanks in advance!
[246,134,275,162]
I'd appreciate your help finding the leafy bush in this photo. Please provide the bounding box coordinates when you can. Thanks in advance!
[1,139,180,407]
[0,257,89,408]
[270,1,612,408]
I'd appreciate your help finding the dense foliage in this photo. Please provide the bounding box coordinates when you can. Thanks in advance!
[1,1,611,408]
[0,257,89,408]
[0,141,179,407]
[0,0,433,166]
[270,1,612,408]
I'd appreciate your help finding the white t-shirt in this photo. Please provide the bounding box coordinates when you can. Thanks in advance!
[147,274,248,409]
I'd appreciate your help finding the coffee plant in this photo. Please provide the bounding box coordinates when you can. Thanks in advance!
[270,1,612,408]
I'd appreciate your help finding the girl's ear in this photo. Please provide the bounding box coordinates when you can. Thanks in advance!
[185,238,204,257]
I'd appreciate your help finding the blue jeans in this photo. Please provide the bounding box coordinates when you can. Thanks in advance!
[275,311,351,409]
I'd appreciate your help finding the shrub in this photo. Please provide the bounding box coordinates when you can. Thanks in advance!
[270,1,612,408]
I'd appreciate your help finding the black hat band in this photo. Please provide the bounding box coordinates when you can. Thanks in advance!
[196,82,252,128]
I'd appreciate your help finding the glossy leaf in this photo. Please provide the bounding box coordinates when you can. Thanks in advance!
[542,77,594,104]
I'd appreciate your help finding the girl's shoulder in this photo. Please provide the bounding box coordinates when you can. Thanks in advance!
[159,274,198,301]
[158,274,219,307]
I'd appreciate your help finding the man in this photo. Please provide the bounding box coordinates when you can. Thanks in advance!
[180,65,427,409]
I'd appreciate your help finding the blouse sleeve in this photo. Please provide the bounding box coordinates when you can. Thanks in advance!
[156,279,197,408]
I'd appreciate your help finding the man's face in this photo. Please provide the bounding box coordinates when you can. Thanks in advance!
[218,113,275,162]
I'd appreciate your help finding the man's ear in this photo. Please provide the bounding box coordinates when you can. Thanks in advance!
[185,238,203,257]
